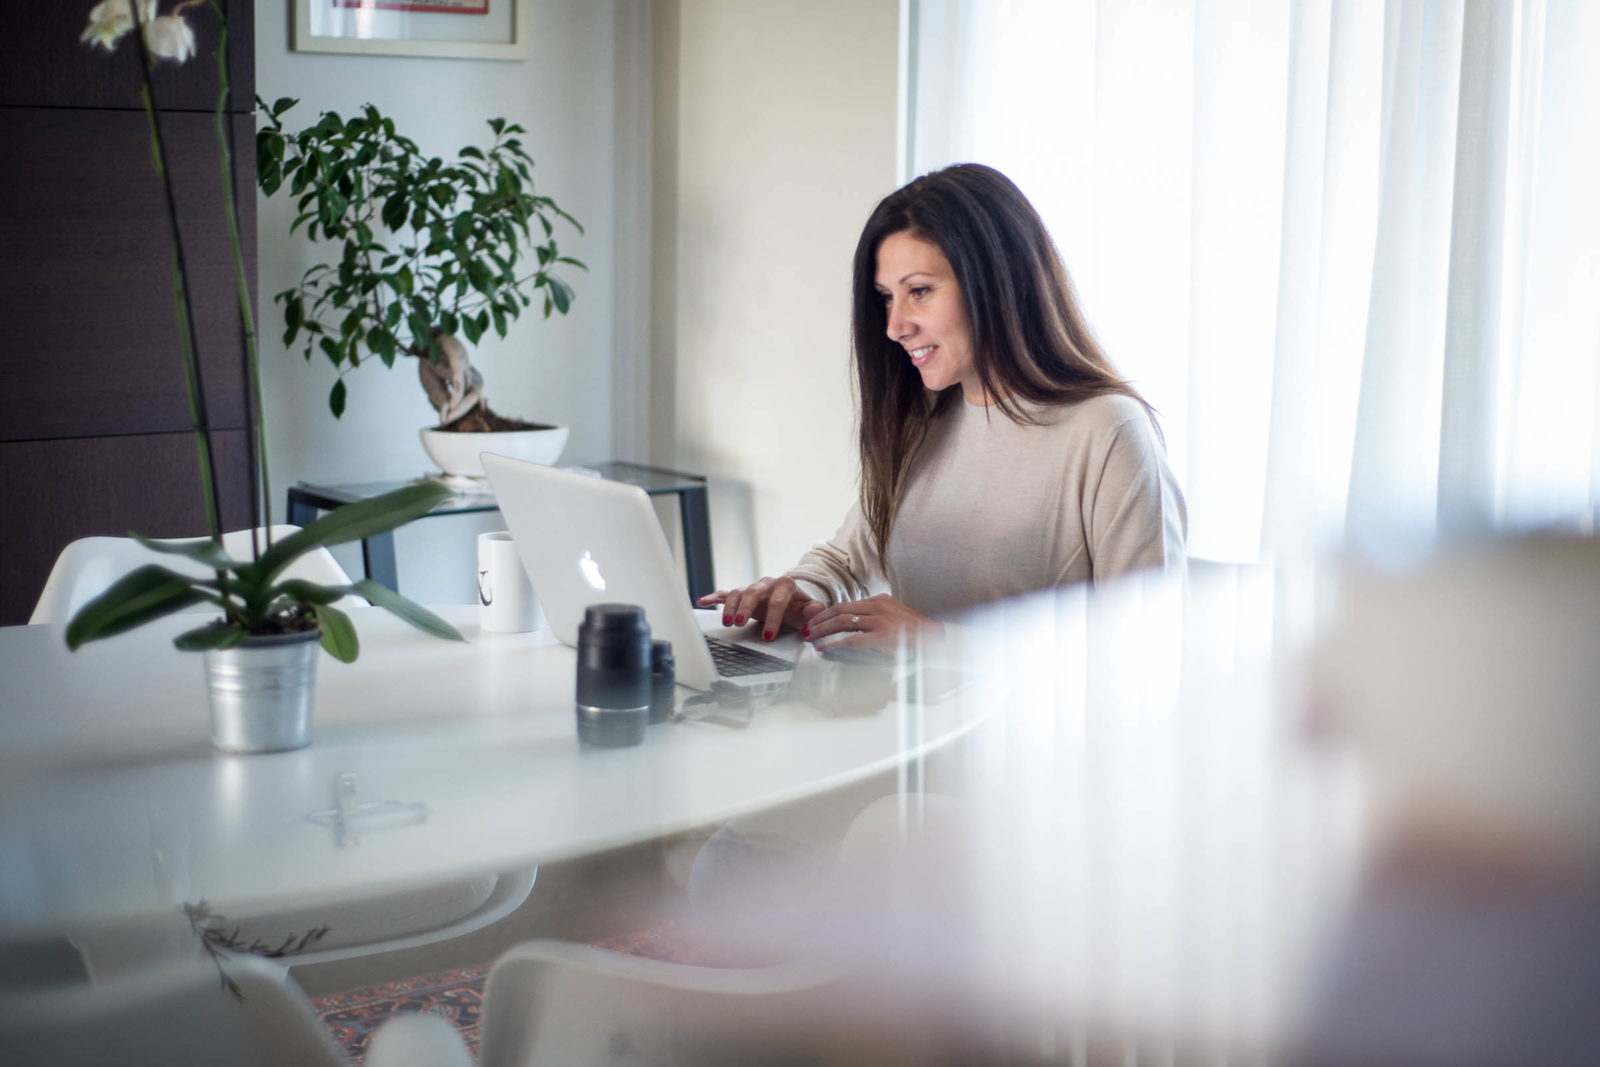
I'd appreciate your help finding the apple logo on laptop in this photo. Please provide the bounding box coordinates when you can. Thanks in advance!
[579,550,607,592]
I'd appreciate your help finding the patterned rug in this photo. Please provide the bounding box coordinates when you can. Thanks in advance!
[312,961,492,1064]
[308,923,725,1064]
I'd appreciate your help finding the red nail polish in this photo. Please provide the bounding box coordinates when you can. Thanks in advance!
[801,626,810,638]
[763,631,773,641]
[722,615,731,626]
[735,614,746,625]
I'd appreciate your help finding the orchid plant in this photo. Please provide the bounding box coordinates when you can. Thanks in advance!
[68,0,463,661]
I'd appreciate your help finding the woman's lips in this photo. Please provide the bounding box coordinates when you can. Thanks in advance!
[908,345,935,367]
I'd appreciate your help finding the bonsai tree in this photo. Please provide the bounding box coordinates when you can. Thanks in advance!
[257,98,586,428]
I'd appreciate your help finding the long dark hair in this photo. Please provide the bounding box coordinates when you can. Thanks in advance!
[851,163,1151,560]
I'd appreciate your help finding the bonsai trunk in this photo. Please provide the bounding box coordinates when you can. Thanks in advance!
[416,331,556,432]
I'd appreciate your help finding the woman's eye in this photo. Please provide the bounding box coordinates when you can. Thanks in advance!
[910,286,930,299]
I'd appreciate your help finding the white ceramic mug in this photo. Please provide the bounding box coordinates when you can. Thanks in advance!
[477,531,539,633]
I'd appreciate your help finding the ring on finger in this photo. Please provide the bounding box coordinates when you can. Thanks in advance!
[852,615,861,626]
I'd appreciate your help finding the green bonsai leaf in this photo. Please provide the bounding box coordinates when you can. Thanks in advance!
[351,579,464,642]
[316,604,360,663]
[174,623,249,652]
[259,99,582,420]
[548,276,573,314]
[65,565,206,650]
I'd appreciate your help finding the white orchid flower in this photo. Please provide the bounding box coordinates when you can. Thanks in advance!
[145,14,196,62]
[81,1,197,65]
[80,0,153,51]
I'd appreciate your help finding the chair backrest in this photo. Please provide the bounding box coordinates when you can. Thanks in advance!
[29,525,357,625]
[0,954,348,1067]
[478,941,840,1066]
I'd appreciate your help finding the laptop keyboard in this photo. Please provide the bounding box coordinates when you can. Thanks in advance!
[706,637,794,677]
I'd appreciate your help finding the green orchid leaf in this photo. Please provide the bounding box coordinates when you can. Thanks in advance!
[329,378,347,418]
[274,579,352,606]
[129,532,238,570]
[173,623,248,652]
[316,604,360,663]
[351,579,465,643]
[65,565,205,650]
[254,482,452,587]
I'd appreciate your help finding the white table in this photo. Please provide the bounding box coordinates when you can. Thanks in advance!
[0,606,982,941]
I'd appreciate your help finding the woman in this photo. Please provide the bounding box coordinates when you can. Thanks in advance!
[699,164,1186,650]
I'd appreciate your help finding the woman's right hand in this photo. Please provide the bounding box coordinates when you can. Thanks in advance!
[696,577,824,642]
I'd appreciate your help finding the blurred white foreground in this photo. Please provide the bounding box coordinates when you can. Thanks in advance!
[671,537,1600,1065]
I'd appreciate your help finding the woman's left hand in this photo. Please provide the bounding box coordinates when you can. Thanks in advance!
[803,592,943,651]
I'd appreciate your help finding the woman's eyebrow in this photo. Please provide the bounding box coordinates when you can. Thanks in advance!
[878,270,938,287]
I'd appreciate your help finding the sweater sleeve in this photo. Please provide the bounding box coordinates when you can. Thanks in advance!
[1083,415,1188,582]
[782,502,881,607]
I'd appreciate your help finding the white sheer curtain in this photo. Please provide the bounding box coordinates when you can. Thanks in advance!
[910,0,1600,564]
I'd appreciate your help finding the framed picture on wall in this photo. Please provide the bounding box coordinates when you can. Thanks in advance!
[292,0,529,60]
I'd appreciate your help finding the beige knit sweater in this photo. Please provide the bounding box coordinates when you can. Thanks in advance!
[785,393,1187,619]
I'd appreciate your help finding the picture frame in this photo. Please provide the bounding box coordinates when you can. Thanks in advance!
[292,0,530,60]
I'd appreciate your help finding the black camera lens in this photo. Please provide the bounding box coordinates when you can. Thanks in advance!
[649,639,675,724]
[575,604,651,747]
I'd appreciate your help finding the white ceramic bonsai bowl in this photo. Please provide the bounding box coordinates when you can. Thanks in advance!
[420,425,570,479]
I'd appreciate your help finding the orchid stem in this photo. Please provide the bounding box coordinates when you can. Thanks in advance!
[130,2,231,611]
[209,0,272,559]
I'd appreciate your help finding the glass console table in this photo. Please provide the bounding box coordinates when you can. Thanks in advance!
[286,461,714,601]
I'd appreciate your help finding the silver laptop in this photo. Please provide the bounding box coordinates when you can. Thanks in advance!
[481,453,797,693]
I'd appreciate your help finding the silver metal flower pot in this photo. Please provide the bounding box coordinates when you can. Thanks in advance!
[204,629,320,754]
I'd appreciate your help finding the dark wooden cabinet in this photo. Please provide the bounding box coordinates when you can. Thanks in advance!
[0,3,253,113]
[0,1,256,624]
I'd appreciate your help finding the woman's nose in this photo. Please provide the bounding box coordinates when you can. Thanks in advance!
[886,303,909,341]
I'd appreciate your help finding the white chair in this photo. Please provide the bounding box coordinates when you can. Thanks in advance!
[475,941,840,1066]
[470,794,979,1065]
[66,866,540,987]
[239,864,540,973]
[0,953,350,1067]
[29,525,361,625]
[0,952,472,1067]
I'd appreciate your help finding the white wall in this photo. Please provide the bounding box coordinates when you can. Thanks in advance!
[253,0,628,603]
[652,0,901,587]
[254,0,901,604]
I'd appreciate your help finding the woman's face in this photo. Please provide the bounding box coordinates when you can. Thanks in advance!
[875,230,984,404]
